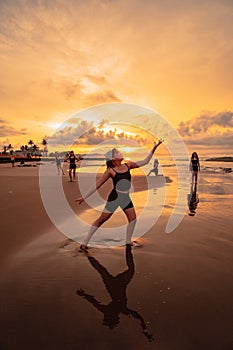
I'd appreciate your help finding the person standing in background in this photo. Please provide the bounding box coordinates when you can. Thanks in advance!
[65,151,80,182]
[55,152,65,175]
[147,158,159,176]
[11,154,15,167]
[190,152,200,185]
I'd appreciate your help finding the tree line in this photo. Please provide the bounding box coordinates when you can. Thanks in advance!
[1,139,48,156]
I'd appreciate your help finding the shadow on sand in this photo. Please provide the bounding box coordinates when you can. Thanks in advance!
[188,183,199,216]
[76,246,154,342]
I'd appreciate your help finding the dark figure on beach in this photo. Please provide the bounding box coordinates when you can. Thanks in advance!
[65,150,80,182]
[76,245,154,342]
[190,152,200,185]
[11,155,15,167]
[76,140,163,251]
[147,158,159,176]
[188,183,199,216]
[55,152,65,175]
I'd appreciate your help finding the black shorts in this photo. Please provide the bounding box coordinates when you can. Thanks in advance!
[192,166,198,172]
[69,163,76,170]
[105,189,134,213]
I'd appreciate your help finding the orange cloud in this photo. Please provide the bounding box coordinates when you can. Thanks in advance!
[0,119,27,137]
[178,111,233,146]
[49,118,149,148]
[0,0,233,147]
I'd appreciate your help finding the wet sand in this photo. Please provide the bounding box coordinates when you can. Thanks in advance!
[0,163,233,350]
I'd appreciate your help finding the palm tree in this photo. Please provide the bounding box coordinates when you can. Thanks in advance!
[27,140,34,157]
[42,138,48,156]
[42,138,47,146]
[20,145,25,156]
[7,143,13,150]
[28,140,34,147]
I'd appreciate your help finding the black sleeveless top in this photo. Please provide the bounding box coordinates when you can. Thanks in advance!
[69,155,76,164]
[191,158,198,171]
[111,163,131,192]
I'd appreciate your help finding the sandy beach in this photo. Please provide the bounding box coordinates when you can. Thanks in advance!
[0,163,233,350]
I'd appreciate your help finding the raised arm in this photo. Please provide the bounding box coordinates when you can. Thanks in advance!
[76,288,105,313]
[127,139,163,169]
[127,308,154,342]
[75,168,111,204]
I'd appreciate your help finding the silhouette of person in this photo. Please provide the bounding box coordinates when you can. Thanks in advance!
[76,140,163,251]
[11,154,15,167]
[147,158,159,176]
[55,152,65,175]
[64,150,80,182]
[188,183,199,216]
[76,246,154,342]
[190,152,200,185]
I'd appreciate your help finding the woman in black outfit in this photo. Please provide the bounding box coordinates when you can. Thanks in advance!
[190,152,200,185]
[65,150,80,182]
[76,140,163,251]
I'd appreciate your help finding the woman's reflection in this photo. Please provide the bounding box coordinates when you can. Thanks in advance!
[76,245,154,342]
[188,183,199,216]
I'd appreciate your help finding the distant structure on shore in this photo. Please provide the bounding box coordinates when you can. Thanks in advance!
[0,139,48,161]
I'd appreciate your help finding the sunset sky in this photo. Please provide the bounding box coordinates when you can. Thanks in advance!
[0,0,232,152]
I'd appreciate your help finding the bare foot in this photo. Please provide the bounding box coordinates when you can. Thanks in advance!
[72,244,88,256]
[79,244,88,253]
[126,240,142,247]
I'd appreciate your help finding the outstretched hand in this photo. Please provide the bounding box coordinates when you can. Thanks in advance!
[76,288,86,296]
[156,138,164,146]
[143,329,155,342]
[75,197,84,205]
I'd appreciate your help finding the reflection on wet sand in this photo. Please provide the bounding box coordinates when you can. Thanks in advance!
[76,246,154,342]
[188,183,199,216]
